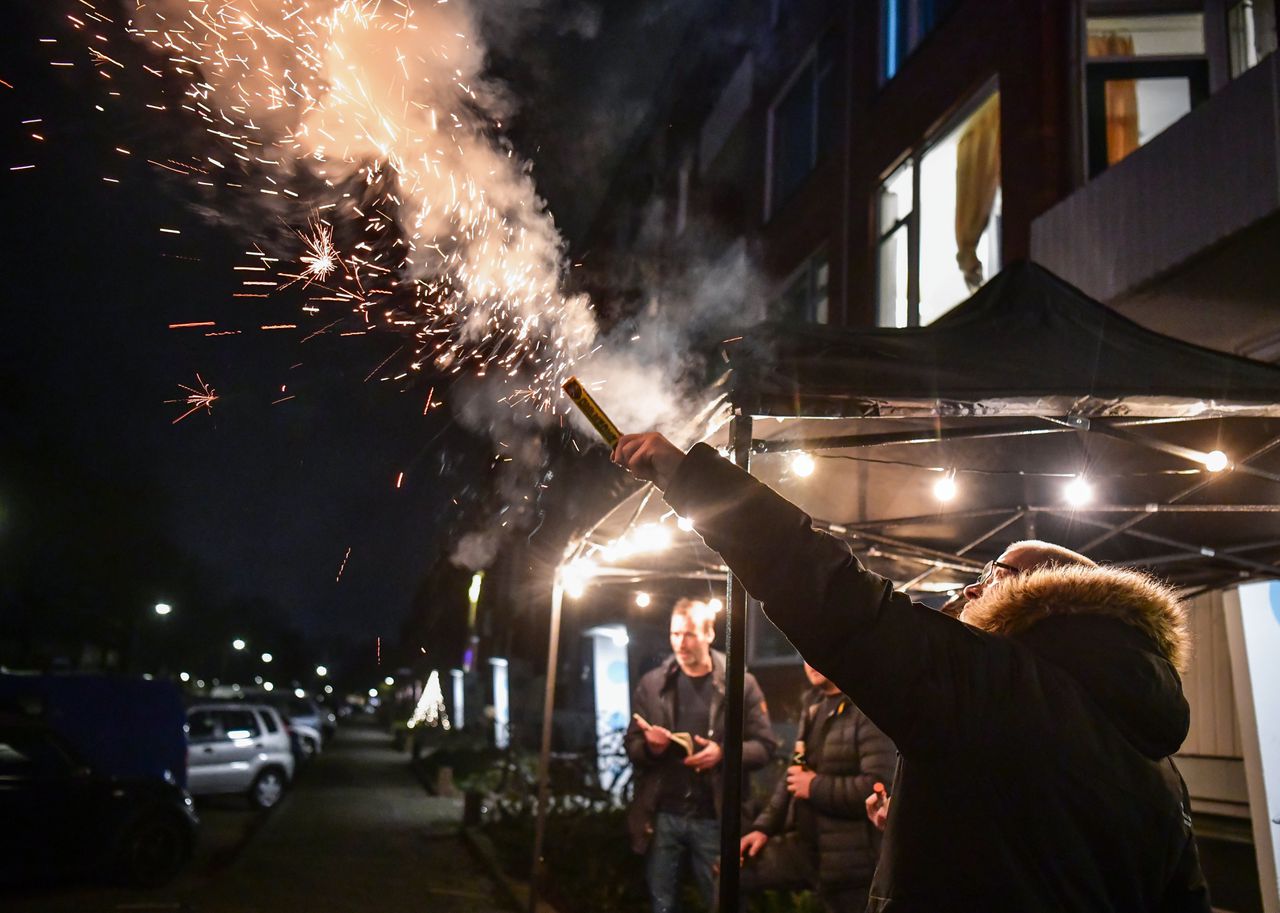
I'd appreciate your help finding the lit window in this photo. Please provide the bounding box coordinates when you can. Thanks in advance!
[1085,14,1209,174]
[767,32,838,217]
[882,0,961,81]
[773,249,829,324]
[877,90,1001,327]
[1228,0,1278,78]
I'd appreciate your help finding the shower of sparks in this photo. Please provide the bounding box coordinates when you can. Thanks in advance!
[296,220,339,284]
[53,0,598,410]
[166,374,218,424]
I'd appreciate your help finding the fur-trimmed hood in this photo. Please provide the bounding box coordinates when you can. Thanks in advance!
[961,564,1193,758]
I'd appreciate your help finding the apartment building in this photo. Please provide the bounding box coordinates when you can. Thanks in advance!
[568,2,1280,910]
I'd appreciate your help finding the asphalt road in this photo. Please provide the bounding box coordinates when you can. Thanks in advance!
[6,718,510,913]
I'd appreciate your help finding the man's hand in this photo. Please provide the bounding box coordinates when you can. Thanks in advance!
[634,715,672,754]
[683,735,723,772]
[739,831,768,865]
[865,782,890,832]
[785,765,816,799]
[612,433,686,491]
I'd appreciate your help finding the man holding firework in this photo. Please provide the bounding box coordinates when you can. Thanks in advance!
[625,597,777,913]
[611,433,1209,913]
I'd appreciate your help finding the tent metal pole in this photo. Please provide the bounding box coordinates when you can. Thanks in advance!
[717,413,752,912]
[528,581,564,913]
[1050,513,1280,576]
[902,511,1028,589]
[1079,434,1280,551]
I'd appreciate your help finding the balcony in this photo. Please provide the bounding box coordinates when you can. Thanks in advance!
[1031,53,1280,359]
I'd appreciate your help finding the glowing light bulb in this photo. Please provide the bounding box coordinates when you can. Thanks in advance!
[294,688,306,699]
[791,452,816,477]
[384,676,394,686]
[263,681,274,692]
[707,598,724,614]
[1203,450,1229,472]
[261,652,273,663]
[232,639,246,651]
[316,665,328,677]
[634,524,672,553]
[677,516,694,532]
[933,473,957,502]
[179,672,190,683]
[635,591,651,608]
[1064,476,1094,507]
[154,603,172,616]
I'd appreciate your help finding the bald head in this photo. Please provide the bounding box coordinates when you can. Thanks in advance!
[956,540,1095,612]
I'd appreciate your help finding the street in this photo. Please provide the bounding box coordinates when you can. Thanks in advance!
[5,719,510,913]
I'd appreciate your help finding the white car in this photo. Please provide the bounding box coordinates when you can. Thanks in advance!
[185,703,294,808]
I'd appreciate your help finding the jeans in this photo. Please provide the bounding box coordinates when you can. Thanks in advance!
[646,812,719,913]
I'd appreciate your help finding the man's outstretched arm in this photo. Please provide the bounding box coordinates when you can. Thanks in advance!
[613,433,1002,756]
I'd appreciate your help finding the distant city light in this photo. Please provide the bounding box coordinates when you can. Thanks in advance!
[294,688,306,699]
[232,638,246,651]
[316,665,328,677]
[368,688,378,698]
[154,602,172,616]
[179,672,190,683]
[261,652,273,663]
[384,676,394,686]
[254,676,263,685]
[263,681,274,692]
[323,685,333,694]
[196,680,205,689]
[791,452,816,477]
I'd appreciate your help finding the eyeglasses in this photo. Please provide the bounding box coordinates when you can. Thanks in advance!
[974,559,1021,587]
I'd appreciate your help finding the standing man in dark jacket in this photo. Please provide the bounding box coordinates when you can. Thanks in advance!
[626,597,778,913]
[613,433,1209,913]
[740,662,896,912]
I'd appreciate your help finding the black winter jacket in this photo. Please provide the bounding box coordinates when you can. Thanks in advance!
[625,649,777,854]
[753,688,896,887]
[664,443,1210,913]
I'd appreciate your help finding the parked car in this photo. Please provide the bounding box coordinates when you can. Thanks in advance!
[185,703,294,808]
[0,714,198,887]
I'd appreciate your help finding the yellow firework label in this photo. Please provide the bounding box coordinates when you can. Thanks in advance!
[562,377,622,447]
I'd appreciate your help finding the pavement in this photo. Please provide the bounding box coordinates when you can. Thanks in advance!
[6,717,512,913]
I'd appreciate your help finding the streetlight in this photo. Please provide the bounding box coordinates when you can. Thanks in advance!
[315,665,328,677]
[384,676,394,686]
[154,602,172,616]
[232,638,246,651]
[261,652,273,663]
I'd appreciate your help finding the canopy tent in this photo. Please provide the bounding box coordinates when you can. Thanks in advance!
[541,261,1280,912]
[568,261,1280,595]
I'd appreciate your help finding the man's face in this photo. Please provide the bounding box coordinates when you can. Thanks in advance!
[670,611,713,671]
[959,545,1039,620]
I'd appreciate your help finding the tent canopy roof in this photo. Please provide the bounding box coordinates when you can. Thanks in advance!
[573,263,1280,597]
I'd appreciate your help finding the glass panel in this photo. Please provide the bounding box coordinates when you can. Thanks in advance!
[1101,75,1193,166]
[772,250,829,324]
[747,598,798,663]
[813,257,830,324]
[216,709,261,739]
[772,74,815,208]
[1087,15,1205,57]
[1229,0,1278,78]
[878,224,909,327]
[186,711,219,743]
[879,160,914,234]
[918,91,1001,325]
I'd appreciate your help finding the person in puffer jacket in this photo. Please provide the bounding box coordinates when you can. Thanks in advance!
[740,662,896,912]
[612,432,1210,913]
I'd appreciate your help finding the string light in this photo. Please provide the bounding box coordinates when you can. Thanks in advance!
[635,591,651,608]
[1203,450,1229,472]
[1064,476,1094,507]
[933,470,958,502]
[677,516,694,532]
[791,452,816,477]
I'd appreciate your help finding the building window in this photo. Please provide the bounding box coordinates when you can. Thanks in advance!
[1085,14,1210,175]
[773,248,829,324]
[877,89,1001,328]
[882,0,961,81]
[1228,0,1278,78]
[767,32,839,217]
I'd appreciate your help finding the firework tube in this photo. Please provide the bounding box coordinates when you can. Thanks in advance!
[562,376,622,447]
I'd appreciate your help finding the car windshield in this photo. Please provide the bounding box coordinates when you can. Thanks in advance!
[0,728,76,777]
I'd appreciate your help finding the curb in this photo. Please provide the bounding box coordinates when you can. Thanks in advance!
[460,826,562,913]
